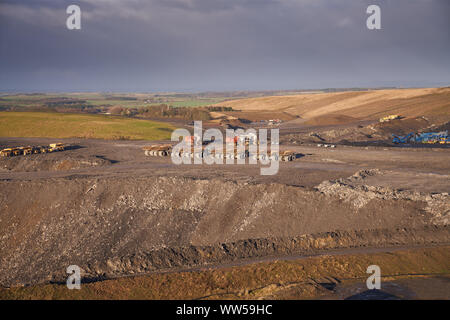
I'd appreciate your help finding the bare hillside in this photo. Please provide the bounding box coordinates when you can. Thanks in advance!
[217,88,450,123]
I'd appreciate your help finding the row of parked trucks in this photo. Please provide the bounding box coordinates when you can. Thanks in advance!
[0,143,66,157]
[143,136,297,161]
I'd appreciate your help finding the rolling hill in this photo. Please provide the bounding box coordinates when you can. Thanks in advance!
[217,87,450,124]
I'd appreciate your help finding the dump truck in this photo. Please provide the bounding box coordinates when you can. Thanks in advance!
[143,144,172,157]
[37,145,50,153]
[1,147,29,157]
[0,143,67,157]
[392,132,414,144]
[12,147,24,156]
[49,143,65,152]
[22,146,34,156]
[0,148,13,157]
[250,150,296,162]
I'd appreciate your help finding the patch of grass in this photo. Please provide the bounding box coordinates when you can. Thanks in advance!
[0,112,175,140]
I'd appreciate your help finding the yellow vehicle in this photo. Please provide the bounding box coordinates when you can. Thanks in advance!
[37,146,50,153]
[49,143,65,152]
[280,150,296,162]
[23,146,34,155]
[440,137,450,144]
[249,150,296,162]
[0,148,13,157]
[12,147,24,156]
[1,144,67,157]
[379,115,401,123]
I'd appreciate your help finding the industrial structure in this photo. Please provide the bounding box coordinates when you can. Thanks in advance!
[392,131,449,144]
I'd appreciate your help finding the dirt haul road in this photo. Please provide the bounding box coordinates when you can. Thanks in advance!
[0,137,448,287]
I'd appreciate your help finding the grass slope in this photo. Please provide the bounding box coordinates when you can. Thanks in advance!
[0,112,175,140]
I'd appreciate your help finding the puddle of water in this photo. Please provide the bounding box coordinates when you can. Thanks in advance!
[319,276,450,300]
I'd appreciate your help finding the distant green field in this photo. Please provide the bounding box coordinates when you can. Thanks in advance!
[0,94,227,109]
[0,112,175,140]
[169,99,225,107]
[85,99,143,107]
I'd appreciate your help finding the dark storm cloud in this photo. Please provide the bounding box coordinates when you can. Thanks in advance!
[0,0,449,92]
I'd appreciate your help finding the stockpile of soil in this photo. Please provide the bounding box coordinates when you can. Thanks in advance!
[316,169,449,225]
[0,173,448,287]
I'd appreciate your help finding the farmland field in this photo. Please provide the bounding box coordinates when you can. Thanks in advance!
[0,112,175,140]
[0,93,230,109]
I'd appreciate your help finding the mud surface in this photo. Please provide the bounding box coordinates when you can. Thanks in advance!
[0,137,449,288]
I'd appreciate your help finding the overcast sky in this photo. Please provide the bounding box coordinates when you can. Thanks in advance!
[0,0,449,92]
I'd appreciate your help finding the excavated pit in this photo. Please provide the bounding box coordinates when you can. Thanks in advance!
[0,172,448,287]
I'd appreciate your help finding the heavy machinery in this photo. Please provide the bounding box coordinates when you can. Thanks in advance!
[392,131,449,144]
[392,132,414,144]
[280,150,296,161]
[143,142,297,161]
[250,150,295,162]
[0,143,66,157]
[414,131,448,144]
[49,143,65,152]
[0,147,24,156]
[143,144,172,157]
[440,136,450,144]
[36,145,49,153]
[0,148,13,157]
[380,115,401,123]
[12,147,24,156]
[22,146,34,155]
